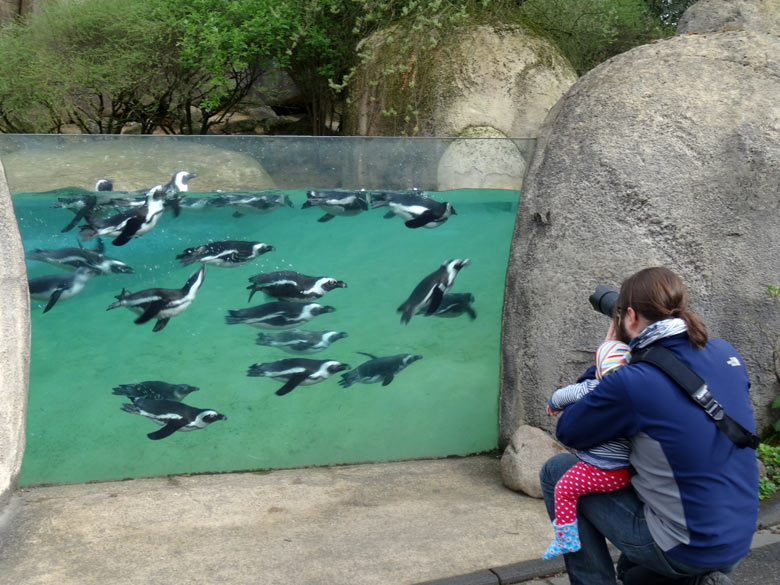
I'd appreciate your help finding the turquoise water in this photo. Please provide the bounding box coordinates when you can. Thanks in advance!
[13,188,518,486]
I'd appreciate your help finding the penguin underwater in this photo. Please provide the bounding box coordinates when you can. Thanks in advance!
[246,270,347,302]
[78,185,167,246]
[106,266,206,332]
[55,179,116,232]
[112,380,199,402]
[301,189,369,222]
[214,192,294,217]
[121,397,226,440]
[226,301,334,329]
[416,292,477,320]
[26,238,134,275]
[339,352,422,388]
[176,240,274,268]
[28,266,100,313]
[397,258,471,324]
[255,329,348,355]
[247,358,350,396]
[371,189,456,229]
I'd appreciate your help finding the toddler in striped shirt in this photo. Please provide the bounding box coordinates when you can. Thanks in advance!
[543,339,632,560]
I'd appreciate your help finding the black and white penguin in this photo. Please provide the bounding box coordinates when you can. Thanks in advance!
[255,329,348,354]
[26,238,134,275]
[214,192,294,217]
[246,270,347,302]
[371,189,456,229]
[338,352,422,388]
[301,189,369,222]
[112,380,199,402]
[225,301,334,329]
[246,358,350,396]
[176,240,274,267]
[54,179,117,232]
[397,258,471,324]
[28,266,100,313]
[106,266,206,332]
[416,292,477,320]
[79,185,167,246]
[120,397,225,440]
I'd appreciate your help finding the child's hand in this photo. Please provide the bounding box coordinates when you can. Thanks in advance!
[546,405,560,417]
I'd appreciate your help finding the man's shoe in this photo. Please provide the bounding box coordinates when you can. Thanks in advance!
[695,572,732,585]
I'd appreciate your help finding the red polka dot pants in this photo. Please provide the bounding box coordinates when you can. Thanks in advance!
[553,461,631,524]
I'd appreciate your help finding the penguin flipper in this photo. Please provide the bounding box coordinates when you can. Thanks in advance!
[232,211,244,218]
[404,211,437,229]
[147,421,186,440]
[425,287,445,316]
[383,211,395,219]
[466,307,477,320]
[43,287,65,313]
[61,211,85,233]
[152,318,170,332]
[357,351,379,360]
[275,373,308,396]
[317,214,335,223]
[134,300,166,325]
[382,375,395,386]
[112,216,144,246]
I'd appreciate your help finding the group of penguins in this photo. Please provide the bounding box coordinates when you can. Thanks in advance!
[25,171,478,441]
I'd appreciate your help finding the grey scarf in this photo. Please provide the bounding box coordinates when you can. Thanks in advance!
[630,318,687,351]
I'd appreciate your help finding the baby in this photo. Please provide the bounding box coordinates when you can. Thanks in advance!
[543,339,632,560]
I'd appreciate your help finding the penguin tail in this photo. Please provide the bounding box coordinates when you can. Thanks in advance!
[175,253,197,266]
[78,224,98,241]
[225,312,244,325]
[397,302,414,325]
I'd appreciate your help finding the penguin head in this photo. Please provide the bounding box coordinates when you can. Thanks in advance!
[173,171,197,192]
[322,278,347,291]
[107,259,134,274]
[444,258,470,271]
[147,185,166,201]
[446,202,457,216]
[199,410,226,424]
[94,179,113,192]
[252,242,275,256]
[405,354,423,365]
[329,331,348,341]
[325,361,350,374]
[312,304,336,315]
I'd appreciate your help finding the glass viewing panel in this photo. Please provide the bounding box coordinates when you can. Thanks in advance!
[1,134,534,486]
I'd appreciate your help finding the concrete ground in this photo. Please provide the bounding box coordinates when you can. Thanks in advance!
[0,455,551,585]
[1,455,777,585]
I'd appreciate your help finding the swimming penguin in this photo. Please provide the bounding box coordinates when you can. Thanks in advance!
[397,258,471,324]
[120,397,225,440]
[55,179,117,232]
[225,301,334,329]
[301,189,369,222]
[246,270,347,302]
[338,352,422,387]
[112,380,199,402]
[214,192,294,217]
[246,358,350,396]
[28,266,100,313]
[416,292,477,320]
[79,185,167,246]
[26,238,134,275]
[371,189,456,228]
[176,240,274,267]
[106,266,206,332]
[255,329,348,354]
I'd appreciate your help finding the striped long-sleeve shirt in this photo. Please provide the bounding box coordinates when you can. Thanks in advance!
[549,378,631,470]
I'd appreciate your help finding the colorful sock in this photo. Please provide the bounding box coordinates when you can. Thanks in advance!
[543,520,581,560]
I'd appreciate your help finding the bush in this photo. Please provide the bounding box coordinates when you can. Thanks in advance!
[758,443,780,500]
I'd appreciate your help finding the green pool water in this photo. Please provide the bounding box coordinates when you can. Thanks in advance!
[13,188,518,486]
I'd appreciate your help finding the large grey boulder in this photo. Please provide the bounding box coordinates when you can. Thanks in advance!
[500,424,565,498]
[678,0,780,36]
[345,23,577,139]
[0,159,30,507]
[500,29,780,446]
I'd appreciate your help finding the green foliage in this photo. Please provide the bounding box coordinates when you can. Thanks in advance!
[758,443,780,500]
[643,0,698,30]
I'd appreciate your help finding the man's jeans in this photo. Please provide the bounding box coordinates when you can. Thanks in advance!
[540,453,738,585]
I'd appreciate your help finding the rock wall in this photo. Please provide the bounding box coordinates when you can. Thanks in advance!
[0,159,30,506]
[678,0,780,35]
[500,29,780,446]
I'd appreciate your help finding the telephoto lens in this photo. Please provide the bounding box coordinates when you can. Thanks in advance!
[589,285,619,317]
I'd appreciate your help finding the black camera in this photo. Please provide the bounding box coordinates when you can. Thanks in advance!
[589,285,618,318]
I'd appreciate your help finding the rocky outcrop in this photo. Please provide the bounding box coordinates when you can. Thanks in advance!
[0,159,30,506]
[500,425,565,498]
[345,23,577,140]
[500,29,780,445]
[678,0,780,36]
[0,138,275,192]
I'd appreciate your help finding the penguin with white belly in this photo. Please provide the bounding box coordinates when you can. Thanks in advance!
[371,189,456,229]
[176,240,274,267]
[247,358,350,396]
[255,329,348,354]
[397,259,470,324]
[121,398,225,440]
[78,185,166,246]
[302,189,369,222]
[106,266,205,332]
[26,238,134,275]
[112,381,199,402]
[226,301,334,329]
[28,266,100,313]
[339,352,422,388]
[246,270,347,302]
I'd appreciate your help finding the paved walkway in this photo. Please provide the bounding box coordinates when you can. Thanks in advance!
[0,455,777,585]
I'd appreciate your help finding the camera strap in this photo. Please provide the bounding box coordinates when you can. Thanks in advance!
[630,346,759,449]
